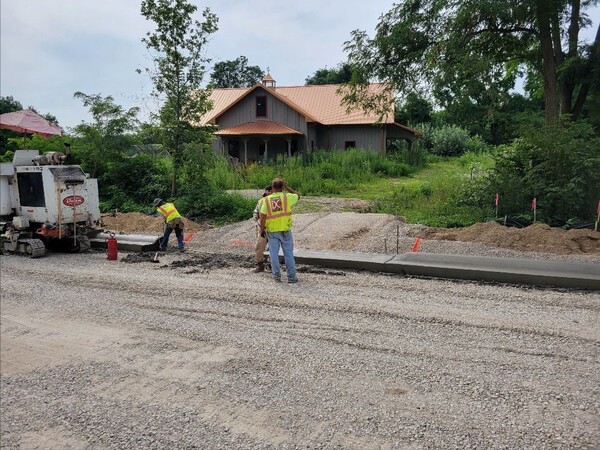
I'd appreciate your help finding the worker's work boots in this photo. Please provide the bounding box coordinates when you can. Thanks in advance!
[253,262,265,273]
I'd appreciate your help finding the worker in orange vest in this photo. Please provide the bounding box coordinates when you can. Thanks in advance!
[153,198,185,252]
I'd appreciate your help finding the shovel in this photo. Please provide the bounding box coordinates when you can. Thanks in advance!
[150,251,160,263]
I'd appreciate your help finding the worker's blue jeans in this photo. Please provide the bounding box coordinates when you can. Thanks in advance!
[267,230,296,281]
[160,223,184,250]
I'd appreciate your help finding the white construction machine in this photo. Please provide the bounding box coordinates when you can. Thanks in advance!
[0,149,159,257]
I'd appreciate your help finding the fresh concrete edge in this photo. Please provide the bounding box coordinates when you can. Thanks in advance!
[286,249,600,291]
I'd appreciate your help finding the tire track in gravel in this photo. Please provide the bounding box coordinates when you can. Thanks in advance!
[3,260,598,346]
[134,300,597,366]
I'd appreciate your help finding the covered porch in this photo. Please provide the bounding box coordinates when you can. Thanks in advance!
[215,121,304,164]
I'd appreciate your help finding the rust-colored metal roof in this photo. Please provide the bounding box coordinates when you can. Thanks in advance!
[199,83,394,126]
[276,84,394,125]
[201,87,247,125]
[214,121,302,136]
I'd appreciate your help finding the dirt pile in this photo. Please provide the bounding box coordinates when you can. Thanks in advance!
[101,212,599,256]
[100,212,206,235]
[416,222,599,255]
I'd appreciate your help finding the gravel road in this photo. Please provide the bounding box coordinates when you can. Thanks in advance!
[1,250,599,449]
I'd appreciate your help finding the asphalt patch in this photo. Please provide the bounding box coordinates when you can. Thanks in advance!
[297,266,346,276]
[169,252,254,272]
[121,252,157,263]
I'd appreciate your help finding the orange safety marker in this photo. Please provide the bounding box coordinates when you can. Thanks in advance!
[230,239,255,247]
[183,233,195,243]
[412,237,422,252]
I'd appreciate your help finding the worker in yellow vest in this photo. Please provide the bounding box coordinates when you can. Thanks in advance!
[153,198,185,252]
[259,178,300,283]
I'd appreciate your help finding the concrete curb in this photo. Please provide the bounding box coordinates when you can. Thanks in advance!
[285,249,600,290]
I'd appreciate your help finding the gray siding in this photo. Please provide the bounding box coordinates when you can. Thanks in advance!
[217,87,307,135]
[313,125,384,152]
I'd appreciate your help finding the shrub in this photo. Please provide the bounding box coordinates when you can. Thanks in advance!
[461,119,600,224]
[430,125,471,156]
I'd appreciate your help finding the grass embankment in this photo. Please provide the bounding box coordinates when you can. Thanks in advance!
[351,154,494,227]
[209,149,494,228]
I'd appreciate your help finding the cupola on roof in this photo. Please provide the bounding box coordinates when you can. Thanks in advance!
[262,73,275,88]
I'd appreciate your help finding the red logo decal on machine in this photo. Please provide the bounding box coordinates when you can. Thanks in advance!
[63,195,85,206]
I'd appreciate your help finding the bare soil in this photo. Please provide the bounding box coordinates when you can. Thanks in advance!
[100,200,599,256]
[100,211,208,234]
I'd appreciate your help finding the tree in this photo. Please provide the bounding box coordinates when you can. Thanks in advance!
[0,96,23,114]
[72,92,139,178]
[395,93,433,125]
[342,0,600,124]
[209,56,264,88]
[141,0,218,196]
[305,63,353,85]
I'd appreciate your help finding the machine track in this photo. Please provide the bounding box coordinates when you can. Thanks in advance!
[75,235,91,252]
[17,238,46,258]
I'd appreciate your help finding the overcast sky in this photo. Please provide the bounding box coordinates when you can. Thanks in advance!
[1,1,599,131]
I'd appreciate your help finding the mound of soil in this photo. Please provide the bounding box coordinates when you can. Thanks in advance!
[100,212,206,235]
[100,211,599,256]
[416,222,599,255]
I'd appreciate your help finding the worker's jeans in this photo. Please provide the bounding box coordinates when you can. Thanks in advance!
[267,231,296,280]
[161,223,184,250]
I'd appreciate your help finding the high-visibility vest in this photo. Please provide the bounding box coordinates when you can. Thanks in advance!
[261,192,298,232]
[157,203,181,223]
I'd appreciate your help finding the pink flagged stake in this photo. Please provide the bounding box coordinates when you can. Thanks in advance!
[412,238,422,252]
[183,233,194,243]
[495,193,499,218]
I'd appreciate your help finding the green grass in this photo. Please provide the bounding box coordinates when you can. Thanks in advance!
[344,154,495,227]
[205,149,495,227]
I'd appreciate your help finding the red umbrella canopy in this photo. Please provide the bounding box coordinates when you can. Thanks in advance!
[0,109,62,138]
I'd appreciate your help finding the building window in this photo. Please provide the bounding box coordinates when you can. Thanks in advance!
[344,141,356,149]
[256,96,267,117]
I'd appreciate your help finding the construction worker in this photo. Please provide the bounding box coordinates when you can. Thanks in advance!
[153,198,185,252]
[253,185,272,272]
[259,178,300,283]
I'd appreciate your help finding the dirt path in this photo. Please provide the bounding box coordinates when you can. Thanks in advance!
[1,253,599,448]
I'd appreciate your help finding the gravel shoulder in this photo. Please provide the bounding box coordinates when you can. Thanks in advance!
[1,250,599,449]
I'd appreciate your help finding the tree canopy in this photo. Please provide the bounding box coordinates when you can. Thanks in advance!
[71,92,140,178]
[343,0,600,124]
[209,56,264,88]
[305,63,353,85]
[141,0,218,196]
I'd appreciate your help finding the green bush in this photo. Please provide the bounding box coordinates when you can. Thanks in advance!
[461,119,600,224]
[180,191,256,224]
[97,154,171,211]
[430,125,471,156]
[416,123,483,157]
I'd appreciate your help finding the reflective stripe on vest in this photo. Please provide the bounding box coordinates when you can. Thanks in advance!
[158,203,180,223]
[264,193,291,220]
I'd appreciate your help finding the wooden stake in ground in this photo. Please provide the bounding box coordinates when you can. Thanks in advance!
[596,200,599,232]
[532,197,537,223]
